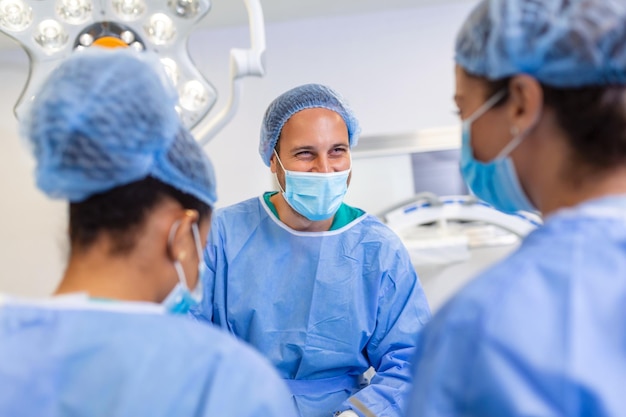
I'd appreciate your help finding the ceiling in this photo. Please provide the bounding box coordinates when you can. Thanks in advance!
[0,0,470,50]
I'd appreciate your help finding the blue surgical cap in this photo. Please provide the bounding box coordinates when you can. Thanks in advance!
[22,48,217,207]
[455,0,626,87]
[259,83,360,167]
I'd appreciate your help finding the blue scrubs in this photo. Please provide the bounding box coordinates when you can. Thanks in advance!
[192,196,431,417]
[0,295,296,417]
[407,195,626,416]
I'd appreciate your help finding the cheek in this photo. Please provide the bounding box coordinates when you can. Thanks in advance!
[274,168,286,190]
[470,117,510,162]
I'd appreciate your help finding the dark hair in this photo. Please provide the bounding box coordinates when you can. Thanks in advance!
[69,176,211,255]
[482,75,626,171]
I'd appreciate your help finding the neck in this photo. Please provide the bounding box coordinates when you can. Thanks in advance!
[55,243,161,302]
[536,165,626,217]
[270,192,334,232]
[515,117,626,217]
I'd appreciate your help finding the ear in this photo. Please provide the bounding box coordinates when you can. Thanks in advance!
[167,210,199,263]
[270,150,278,174]
[507,75,544,132]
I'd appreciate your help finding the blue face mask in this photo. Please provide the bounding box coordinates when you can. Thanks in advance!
[460,90,536,214]
[274,150,351,221]
[163,222,205,314]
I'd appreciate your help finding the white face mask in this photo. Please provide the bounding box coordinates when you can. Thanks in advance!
[274,150,351,221]
[162,222,205,314]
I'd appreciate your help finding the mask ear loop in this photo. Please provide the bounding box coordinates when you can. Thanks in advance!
[273,149,288,194]
[495,125,525,160]
[189,222,205,295]
[167,219,189,290]
[191,222,204,265]
[465,89,508,124]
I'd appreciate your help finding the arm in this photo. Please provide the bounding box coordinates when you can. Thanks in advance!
[199,339,299,417]
[406,306,477,417]
[338,247,431,417]
[189,217,221,323]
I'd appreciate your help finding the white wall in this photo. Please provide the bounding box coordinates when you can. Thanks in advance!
[0,1,476,297]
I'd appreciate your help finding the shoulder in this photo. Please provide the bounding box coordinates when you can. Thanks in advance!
[211,197,267,230]
[345,213,403,240]
[425,222,573,345]
[125,314,288,383]
[213,197,263,218]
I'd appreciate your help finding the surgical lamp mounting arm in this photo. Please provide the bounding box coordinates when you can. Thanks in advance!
[195,0,266,145]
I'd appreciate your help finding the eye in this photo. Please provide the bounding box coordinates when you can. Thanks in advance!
[330,146,348,155]
[295,150,313,158]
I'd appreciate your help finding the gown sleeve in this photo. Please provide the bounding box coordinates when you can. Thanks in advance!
[339,245,432,417]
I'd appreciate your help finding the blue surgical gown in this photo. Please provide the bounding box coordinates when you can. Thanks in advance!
[0,296,296,417]
[192,196,431,417]
[407,195,626,416]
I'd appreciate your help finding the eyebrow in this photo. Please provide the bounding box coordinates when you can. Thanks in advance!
[289,145,316,153]
[290,143,348,152]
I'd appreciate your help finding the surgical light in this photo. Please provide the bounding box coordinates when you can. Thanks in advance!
[57,0,92,25]
[160,57,179,86]
[0,0,267,144]
[0,0,32,32]
[180,80,208,111]
[129,40,142,51]
[34,20,68,53]
[144,13,174,45]
[119,29,134,44]
[112,0,145,21]
[78,32,93,46]
[168,0,200,19]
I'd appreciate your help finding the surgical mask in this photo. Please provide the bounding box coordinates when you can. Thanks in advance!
[274,150,351,221]
[460,90,536,214]
[162,222,205,314]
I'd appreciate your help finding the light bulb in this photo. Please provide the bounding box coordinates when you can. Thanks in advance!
[120,30,134,44]
[145,13,175,45]
[0,0,32,32]
[112,0,145,21]
[57,0,92,24]
[180,80,208,111]
[168,0,200,19]
[160,58,179,86]
[78,32,93,46]
[130,41,143,51]
[34,20,68,52]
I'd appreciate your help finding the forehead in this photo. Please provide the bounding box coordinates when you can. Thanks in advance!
[279,108,349,146]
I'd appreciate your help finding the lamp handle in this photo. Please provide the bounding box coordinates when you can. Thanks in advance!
[194,0,267,145]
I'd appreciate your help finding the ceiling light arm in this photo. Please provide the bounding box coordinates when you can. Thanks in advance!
[195,0,266,145]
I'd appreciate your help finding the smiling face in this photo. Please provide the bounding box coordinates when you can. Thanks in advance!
[270,107,352,186]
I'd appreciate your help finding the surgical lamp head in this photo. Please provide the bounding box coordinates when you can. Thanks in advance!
[0,0,268,144]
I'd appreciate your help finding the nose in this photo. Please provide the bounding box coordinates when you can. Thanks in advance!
[313,155,332,173]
